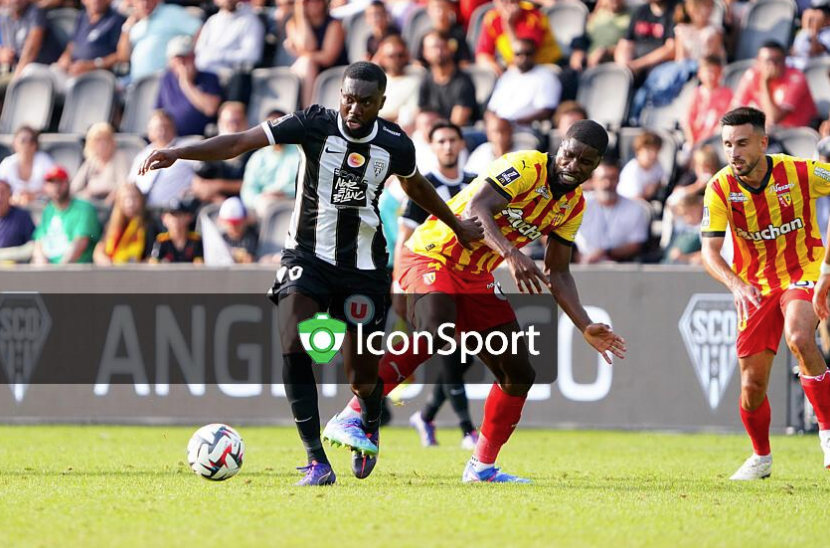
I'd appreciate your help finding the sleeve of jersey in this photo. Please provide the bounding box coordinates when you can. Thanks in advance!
[484,154,537,201]
[550,197,584,246]
[701,181,729,237]
[389,135,418,178]
[807,160,830,197]
[260,107,316,145]
[401,199,428,228]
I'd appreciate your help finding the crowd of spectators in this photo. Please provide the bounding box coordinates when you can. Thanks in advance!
[0,0,828,267]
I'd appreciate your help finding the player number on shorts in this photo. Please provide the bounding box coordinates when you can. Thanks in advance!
[277,266,304,283]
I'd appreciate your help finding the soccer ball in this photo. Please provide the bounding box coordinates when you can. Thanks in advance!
[187,423,245,481]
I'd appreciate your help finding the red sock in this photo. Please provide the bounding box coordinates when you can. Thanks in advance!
[739,396,771,456]
[474,383,527,464]
[801,369,830,430]
[347,335,433,413]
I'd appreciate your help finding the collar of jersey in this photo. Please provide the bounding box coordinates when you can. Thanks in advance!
[337,114,378,143]
[733,155,772,195]
[430,170,466,186]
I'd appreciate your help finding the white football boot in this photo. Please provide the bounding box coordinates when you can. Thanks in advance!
[820,431,830,469]
[729,454,772,480]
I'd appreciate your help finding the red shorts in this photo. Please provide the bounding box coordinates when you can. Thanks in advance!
[397,249,517,333]
[737,285,814,358]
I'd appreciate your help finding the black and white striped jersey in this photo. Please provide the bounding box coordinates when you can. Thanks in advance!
[261,105,417,270]
[400,170,475,229]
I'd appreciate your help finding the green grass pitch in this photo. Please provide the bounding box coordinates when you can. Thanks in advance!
[1,425,829,548]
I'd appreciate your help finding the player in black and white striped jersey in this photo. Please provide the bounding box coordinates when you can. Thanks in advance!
[139,62,483,486]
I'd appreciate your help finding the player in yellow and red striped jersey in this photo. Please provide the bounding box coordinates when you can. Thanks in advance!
[701,107,830,480]
[323,120,627,483]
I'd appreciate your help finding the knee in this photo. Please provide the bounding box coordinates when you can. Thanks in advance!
[785,328,815,357]
[740,378,767,410]
[500,364,536,396]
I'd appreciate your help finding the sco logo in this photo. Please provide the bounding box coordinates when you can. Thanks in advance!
[0,293,51,403]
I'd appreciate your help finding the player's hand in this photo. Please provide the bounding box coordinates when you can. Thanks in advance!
[730,281,762,327]
[453,216,483,249]
[506,248,550,294]
[583,323,626,364]
[139,149,178,175]
[814,274,830,320]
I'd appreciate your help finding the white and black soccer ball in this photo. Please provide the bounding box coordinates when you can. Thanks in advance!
[187,424,245,481]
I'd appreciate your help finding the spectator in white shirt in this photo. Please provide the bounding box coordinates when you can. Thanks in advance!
[486,38,562,127]
[0,126,55,206]
[195,0,265,74]
[575,156,650,263]
[618,130,664,201]
[465,114,520,175]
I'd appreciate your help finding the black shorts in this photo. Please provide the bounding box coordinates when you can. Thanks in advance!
[268,248,390,333]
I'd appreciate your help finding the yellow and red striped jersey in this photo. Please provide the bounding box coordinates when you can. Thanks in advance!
[406,150,585,274]
[701,154,830,295]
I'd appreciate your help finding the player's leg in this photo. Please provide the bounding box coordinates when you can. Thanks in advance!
[411,370,444,447]
[442,357,479,450]
[782,290,830,468]
[277,291,335,486]
[462,319,534,484]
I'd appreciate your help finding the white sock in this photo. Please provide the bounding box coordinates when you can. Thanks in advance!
[819,430,830,445]
[754,453,772,462]
[470,456,494,473]
[340,406,360,420]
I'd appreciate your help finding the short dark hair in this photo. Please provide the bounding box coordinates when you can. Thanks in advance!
[428,119,463,141]
[759,40,786,55]
[565,119,609,155]
[553,100,587,126]
[343,61,387,93]
[721,107,766,132]
[599,155,620,169]
[700,54,723,67]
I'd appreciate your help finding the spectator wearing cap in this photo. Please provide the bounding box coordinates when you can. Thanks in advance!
[415,0,472,67]
[240,109,301,218]
[731,41,818,129]
[485,37,561,128]
[0,126,55,206]
[149,198,204,264]
[155,35,223,138]
[192,101,251,203]
[129,110,197,208]
[419,30,477,126]
[194,0,265,75]
[93,183,157,264]
[217,196,258,263]
[0,179,35,263]
[116,0,202,83]
[790,0,830,71]
[475,0,561,76]
[32,166,102,265]
[52,0,126,81]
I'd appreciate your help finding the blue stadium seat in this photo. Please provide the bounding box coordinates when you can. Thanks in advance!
[543,1,588,58]
[59,70,116,134]
[735,0,795,61]
[311,66,348,109]
[120,73,162,135]
[0,67,55,134]
[576,63,633,129]
[248,67,302,127]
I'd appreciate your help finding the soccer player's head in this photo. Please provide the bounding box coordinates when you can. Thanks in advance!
[428,119,464,169]
[340,61,387,137]
[555,119,608,187]
[720,107,768,177]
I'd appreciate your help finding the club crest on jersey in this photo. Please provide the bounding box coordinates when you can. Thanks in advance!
[778,194,792,207]
[502,207,543,240]
[495,167,521,186]
[423,272,436,285]
[728,192,748,203]
[332,169,367,207]
[373,160,385,177]
[344,295,375,325]
[347,153,366,168]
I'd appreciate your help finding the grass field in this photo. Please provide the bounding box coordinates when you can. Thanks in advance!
[1,425,829,548]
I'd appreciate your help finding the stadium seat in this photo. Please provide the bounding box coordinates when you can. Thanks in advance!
[735,0,795,61]
[543,1,588,58]
[345,11,372,63]
[699,134,728,165]
[403,7,432,58]
[721,59,755,91]
[114,133,148,165]
[773,127,821,159]
[120,73,162,135]
[639,79,697,131]
[466,2,494,52]
[576,63,633,129]
[58,70,117,134]
[38,134,84,177]
[0,67,55,134]
[618,127,679,183]
[462,64,498,112]
[512,131,540,151]
[805,57,830,120]
[257,201,296,257]
[248,68,302,127]
[47,8,79,52]
[312,66,348,109]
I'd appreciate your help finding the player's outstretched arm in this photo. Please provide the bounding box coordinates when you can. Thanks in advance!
[138,126,271,175]
[399,170,483,249]
[701,236,762,322]
[545,237,625,363]
[467,182,550,294]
